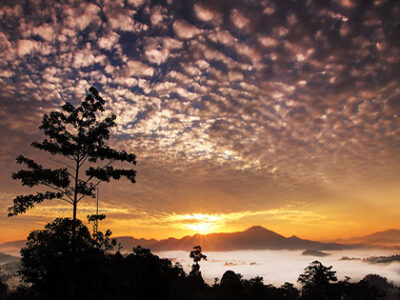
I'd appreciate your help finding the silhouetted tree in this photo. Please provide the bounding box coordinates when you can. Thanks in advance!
[8,87,136,223]
[0,271,7,297]
[108,246,200,300]
[297,260,337,300]
[216,270,244,300]
[278,282,300,300]
[243,276,270,300]
[86,213,115,249]
[189,245,207,278]
[19,218,92,299]
[353,274,391,300]
[18,218,121,300]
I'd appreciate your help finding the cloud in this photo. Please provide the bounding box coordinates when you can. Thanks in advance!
[17,39,40,56]
[150,5,166,26]
[127,0,145,8]
[73,47,107,68]
[0,0,399,240]
[384,94,400,116]
[230,9,250,31]
[32,23,56,42]
[173,19,202,39]
[98,31,120,50]
[126,60,155,77]
[144,37,170,65]
[193,3,221,23]
[64,3,101,31]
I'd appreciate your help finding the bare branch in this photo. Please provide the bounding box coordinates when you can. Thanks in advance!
[93,180,102,188]
[49,157,75,170]
[58,197,74,205]
[64,155,76,162]
[77,195,87,203]
[78,154,89,168]
[42,183,73,201]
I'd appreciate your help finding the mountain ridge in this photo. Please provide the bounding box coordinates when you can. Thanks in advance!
[3,226,399,254]
[113,226,352,252]
[333,229,400,247]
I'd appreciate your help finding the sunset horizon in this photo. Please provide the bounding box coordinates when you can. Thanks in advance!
[2,210,400,245]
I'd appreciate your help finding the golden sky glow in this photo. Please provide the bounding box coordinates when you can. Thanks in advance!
[0,0,399,244]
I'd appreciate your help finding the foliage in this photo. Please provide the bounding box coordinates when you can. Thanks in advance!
[8,87,136,221]
[279,282,300,299]
[86,214,116,249]
[190,245,207,264]
[189,245,207,282]
[15,218,190,300]
[19,218,113,291]
[0,271,7,297]
[217,270,243,299]
[16,220,202,300]
[297,260,337,299]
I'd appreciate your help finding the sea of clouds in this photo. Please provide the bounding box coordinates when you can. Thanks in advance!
[156,248,400,286]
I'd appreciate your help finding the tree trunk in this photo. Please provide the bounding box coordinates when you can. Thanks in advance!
[73,156,80,222]
[70,155,80,300]
[73,201,77,222]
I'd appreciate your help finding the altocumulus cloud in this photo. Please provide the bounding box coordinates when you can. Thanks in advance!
[0,0,399,238]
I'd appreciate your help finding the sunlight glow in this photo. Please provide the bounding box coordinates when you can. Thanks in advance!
[186,222,219,234]
[162,209,326,235]
[167,213,223,234]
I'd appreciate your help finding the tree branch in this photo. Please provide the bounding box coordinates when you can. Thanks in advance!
[77,180,102,202]
[42,183,73,201]
[64,155,76,162]
[78,154,89,168]
[83,159,114,185]
[58,197,74,205]
[49,157,75,171]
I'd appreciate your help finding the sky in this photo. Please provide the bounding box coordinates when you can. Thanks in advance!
[0,0,399,244]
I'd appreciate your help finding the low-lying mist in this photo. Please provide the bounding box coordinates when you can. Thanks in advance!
[156,249,400,286]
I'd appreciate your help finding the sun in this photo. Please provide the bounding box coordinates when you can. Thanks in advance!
[186,222,218,234]
[168,213,223,234]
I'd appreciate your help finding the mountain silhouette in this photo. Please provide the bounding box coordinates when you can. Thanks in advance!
[0,240,26,256]
[0,252,19,264]
[115,226,350,252]
[335,229,400,247]
[7,226,389,254]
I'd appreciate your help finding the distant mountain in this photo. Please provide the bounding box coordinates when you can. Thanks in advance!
[357,229,400,245]
[335,229,400,248]
[0,252,19,264]
[116,226,351,252]
[0,240,26,256]
[0,226,356,254]
[302,250,330,257]
[114,236,158,250]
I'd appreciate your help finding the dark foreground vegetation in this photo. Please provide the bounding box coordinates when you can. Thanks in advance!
[1,218,399,300]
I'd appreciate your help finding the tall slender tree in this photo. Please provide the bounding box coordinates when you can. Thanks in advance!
[8,87,136,222]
